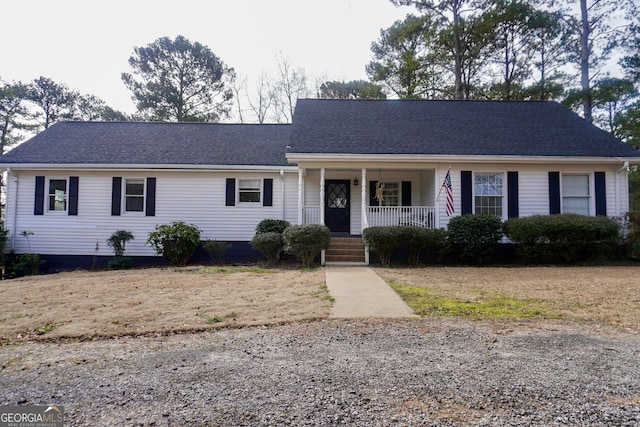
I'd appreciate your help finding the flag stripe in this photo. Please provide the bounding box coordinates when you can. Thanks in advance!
[444,170,454,216]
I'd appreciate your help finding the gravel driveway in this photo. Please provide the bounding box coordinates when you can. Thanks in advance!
[1,319,639,426]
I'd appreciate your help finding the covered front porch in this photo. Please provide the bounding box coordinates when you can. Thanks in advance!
[297,167,440,235]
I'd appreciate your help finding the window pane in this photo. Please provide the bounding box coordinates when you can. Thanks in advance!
[126,196,144,211]
[563,175,589,196]
[239,179,260,191]
[126,180,144,196]
[239,192,261,203]
[475,173,502,195]
[563,197,589,215]
[48,179,67,211]
[475,196,503,216]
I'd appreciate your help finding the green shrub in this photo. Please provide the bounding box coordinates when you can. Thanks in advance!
[203,239,231,264]
[107,257,134,270]
[250,232,283,267]
[282,224,330,268]
[106,230,134,257]
[146,221,202,266]
[618,212,640,259]
[504,214,620,264]
[396,226,429,266]
[255,219,291,234]
[10,253,43,276]
[421,228,450,264]
[447,214,503,264]
[362,226,403,266]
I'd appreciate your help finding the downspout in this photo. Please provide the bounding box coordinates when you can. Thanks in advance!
[615,161,630,216]
[280,169,285,220]
[8,168,18,251]
[297,169,304,225]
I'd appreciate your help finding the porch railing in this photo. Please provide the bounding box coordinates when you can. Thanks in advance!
[303,205,321,225]
[366,206,436,228]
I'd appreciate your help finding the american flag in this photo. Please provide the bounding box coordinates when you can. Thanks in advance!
[443,170,454,216]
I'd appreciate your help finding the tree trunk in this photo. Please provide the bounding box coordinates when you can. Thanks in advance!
[580,0,593,123]
[453,8,465,100]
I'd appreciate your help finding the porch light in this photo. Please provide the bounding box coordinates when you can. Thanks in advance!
[354,177,359,186]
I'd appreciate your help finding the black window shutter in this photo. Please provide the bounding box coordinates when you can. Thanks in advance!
[68,176,79,216]
[461,171,472,215]
[594,171,606,216]
[111,177,122,216]
[401,181,412,206]
[263,178,273,207]
[226,178,236,206]
[548,172,561,214]
[507,171,519,218]
[369,181,379,207]
[34,176,45,215]
[145,177,156,216]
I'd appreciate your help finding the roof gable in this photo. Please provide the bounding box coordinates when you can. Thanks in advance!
[0,122,292,167]
[289,99,639,158]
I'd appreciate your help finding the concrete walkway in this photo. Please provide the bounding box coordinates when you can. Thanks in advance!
[324,266,418,319]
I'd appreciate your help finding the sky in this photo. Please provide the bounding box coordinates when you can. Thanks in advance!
[1,0,413,117]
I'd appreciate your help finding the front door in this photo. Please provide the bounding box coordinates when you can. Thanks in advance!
[325,180,350,233]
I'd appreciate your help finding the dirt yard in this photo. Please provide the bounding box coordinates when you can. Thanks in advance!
[0,265,639,343]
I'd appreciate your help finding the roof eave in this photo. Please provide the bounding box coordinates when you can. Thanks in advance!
[0,163,299,172]
[286,153,640,166]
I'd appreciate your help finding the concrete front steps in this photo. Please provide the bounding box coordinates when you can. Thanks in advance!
[324,237,367,265]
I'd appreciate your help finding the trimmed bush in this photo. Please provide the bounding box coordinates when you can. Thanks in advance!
[421,227,450,264]
[203,239,231,264]
[447,214,503,264]
[250,232,283,267]
[283,224,330,268]
[362,226,403,266]
[504,214,620,264]
[397,226,429,266]
[256,219,291,235]
[146,221,202,266]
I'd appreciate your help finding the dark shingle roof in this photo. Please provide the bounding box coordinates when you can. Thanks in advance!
[0,122,291,166]
[289,99,640,158]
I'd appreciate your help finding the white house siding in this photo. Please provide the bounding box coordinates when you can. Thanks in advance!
[436,163,629,230]
[5,169,298,257]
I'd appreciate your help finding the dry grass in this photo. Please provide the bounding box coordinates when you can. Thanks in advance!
[1,265,639,343]
[0,266,330,343]
[375,266,640,331]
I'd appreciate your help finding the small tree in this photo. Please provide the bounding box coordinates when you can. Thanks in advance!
[106,230,134,269]
[282,224,330,268]
[146,221,201,266]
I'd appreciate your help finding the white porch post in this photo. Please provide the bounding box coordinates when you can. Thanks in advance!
[297,169,304,225]
[320,168,325,225]
[361,168,368,231]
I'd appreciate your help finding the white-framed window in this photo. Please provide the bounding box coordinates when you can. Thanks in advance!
[562,173,590,215]
[474,172,503,217]
[238,179,261,203]
[379,181,400,207]
[124,178,145,212]
[48,178,67,212]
